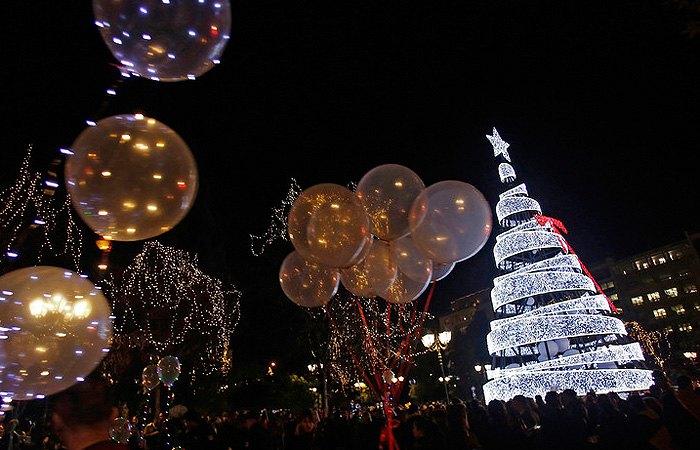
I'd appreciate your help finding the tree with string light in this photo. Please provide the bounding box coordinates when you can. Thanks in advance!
[481,128,653,402]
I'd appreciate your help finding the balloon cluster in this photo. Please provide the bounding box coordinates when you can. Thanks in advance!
[279,164,493,307]
[0,266,113,400]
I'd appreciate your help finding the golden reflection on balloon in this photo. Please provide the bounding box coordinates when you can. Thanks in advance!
[356,164,425,241]
[64,114,198,242]
[340,238,397,298]
[0,266,113,400]
[287,183,371,268]
[279,250,340,308]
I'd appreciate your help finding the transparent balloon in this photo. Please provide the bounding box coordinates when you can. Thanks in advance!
[109,417,133,444]
[287,183,371,268]
[157,355,181,387]
[356,164,425,241]
[279,250,340,307]
[431,261,456,282]
[390,235,433,284]
[409,180,493,264]
[64,114,199,242]
[379,267,431,304]
[0,266,113,400]
[340,238,397,298]
[92,0,232,81]
[142,364,160,391]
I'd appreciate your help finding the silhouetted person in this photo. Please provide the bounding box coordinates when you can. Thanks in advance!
[48,377,129,450]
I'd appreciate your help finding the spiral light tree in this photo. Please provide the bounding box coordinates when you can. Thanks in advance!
[481,128,653,402]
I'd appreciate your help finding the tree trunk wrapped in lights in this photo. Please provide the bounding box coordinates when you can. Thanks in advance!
[481,128,653,402]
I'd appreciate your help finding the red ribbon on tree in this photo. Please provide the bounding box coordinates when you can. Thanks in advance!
[533,214,618,313]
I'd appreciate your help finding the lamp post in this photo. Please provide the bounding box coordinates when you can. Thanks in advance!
[473,363,491,400]
[421,330,452,404]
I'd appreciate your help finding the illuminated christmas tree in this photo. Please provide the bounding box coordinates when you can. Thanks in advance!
[481,128,653,402]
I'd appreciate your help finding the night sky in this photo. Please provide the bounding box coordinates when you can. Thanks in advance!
[2,1,699,369]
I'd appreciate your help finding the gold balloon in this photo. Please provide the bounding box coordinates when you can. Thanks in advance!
[0,266,113,400]
[340,238,397,298]
[409,180,493,264]
[279,250,340,308]
[356,164,425,241]
[378,268,431,304]
[64,114,199,242]
[287,183,371,268]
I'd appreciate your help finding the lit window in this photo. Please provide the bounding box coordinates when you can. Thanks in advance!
[668,249,684,260]
[678,323,693,333]
[651,254,666,265]
[601,281,615,290]
[609,293,618,301]
[665,288,678,298]
[671,304,686,315]
[653,308,667,319]
[684,284,698,294]
[631,296,644,306]
[662,326,674,334]
[635,260,650,270]
[647,292,661,302]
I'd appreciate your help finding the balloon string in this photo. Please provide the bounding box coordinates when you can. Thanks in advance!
[534,215,618,313]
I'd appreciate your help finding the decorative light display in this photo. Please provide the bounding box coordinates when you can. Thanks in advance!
[0,146,83,271]
[249,178,301,256]
[482,128,653,402]
[100,241,241,384]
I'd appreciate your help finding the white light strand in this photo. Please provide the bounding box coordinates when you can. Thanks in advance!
[493,229,564,267]
[483,369,654,403]
[492,294,611,327]
[499,183,528,200]
[496,196,542,222]
[487,314,628,353]
[486,128,512,162]
[249,178,301,256]
[491,271,596,310]
[498,163,516,183]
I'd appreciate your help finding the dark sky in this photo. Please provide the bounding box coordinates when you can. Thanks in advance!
[2,1,699,368]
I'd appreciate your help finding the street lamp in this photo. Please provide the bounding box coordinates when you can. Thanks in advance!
[421,330,452,403]
[473,363,491,400]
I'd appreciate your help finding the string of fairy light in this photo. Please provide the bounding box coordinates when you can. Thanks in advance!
[100,241,241,383]
[0,145,84,272]
[249,178,302,256]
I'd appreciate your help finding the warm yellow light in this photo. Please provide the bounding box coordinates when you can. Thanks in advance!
[421,333,435,349]
[122,201,136,209]
[152,174,162,180]
[147,118,156,125]
[101,171,111,177]
[147,204,158,212]
[98,264,108,271]
[40,371,50,376]
[73,300,90,318]
[95,239,112,251]
[29,299,46,317]
[156,141,166,148]
[98,210,109,216]
[126,227,136,234]
[120,134,131,141]
[134,143,149,151]
[134,113,144,120]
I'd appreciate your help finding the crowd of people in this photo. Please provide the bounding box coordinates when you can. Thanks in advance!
[1,370,700,450]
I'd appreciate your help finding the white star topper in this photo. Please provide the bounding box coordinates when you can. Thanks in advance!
[486,127,511,162]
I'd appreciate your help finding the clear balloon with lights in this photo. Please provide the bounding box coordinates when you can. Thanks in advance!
[287,183,371,268]
[92,0,232,81]
[109,417,133,444]
[64,114,198,241]
[0,266,113,400]
[279,250,340,308]
[431,261,456,282]
[355,164,425,241]
[389,234,433,284]
[157,355,181,387]
[409,180,493,264]
[379,267,431,304]
[142,364,160,391]
[340,239,397,298]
